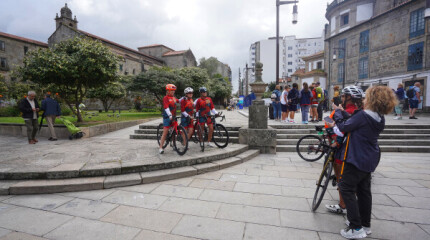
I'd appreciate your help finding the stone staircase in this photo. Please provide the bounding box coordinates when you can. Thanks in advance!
[130,125,240,143]
[273,124,430,153]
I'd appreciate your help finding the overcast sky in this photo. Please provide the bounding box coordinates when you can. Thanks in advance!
[1,0,329,92]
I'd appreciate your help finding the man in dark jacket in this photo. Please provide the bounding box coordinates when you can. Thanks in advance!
[41,93,62,141]
[19,91,40,144]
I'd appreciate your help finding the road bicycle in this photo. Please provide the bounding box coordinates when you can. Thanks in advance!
[156,117,188,155]
[296,126,338,211]
[192,112,229,150]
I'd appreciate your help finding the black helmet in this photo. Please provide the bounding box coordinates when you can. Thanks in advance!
[199,87,207,93]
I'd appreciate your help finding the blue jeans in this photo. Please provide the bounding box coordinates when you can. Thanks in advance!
[301,105,310,122]
[272,102,281,119]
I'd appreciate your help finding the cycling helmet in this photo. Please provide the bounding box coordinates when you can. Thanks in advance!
[166,84,177,91]
[342,85,364,99]
[199,87,207,93]
[184,87,194,94]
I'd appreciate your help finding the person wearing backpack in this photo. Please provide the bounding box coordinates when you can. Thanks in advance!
[271,85,282,121]
[407,82,421,119]
[287,83,299,123]
[394,83,405,120]
[315,82,325,121]
[300,82,312,124]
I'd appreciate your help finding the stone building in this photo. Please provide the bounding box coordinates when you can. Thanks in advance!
[49,4,164,76]
[138,44,197,69]
[291,51,327,87]
[0,31,48,82]
[324,0,430,111]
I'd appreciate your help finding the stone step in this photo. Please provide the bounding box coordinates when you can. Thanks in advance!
[276,145,430,153]
[277,139,430,146]
[134,129,239,137]
[270,124,430,129]
[130,134,239,143]
[5,149,260,195]
[274,129,430,134]
[139,125,241,131]
[276,134,430,139]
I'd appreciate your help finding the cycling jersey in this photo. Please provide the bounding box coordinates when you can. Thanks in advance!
[181,98,194,128]
[195,96,215,125]
[162,95,178,119]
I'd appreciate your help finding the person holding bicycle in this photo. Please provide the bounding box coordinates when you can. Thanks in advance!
[159,84,179,154]
[195,87,218,148]
[325,86,363,215]
[181,87,195,140]
[326,86,397,239]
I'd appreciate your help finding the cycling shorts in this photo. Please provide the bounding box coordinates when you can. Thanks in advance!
[163,117,172,128]
[199,116,213,125]
[181,117,194,129]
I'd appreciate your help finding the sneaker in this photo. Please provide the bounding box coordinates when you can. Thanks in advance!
[393,116,400,120]
[411,116,418,119]
[325,204,347,214]
[289,120,295,124]
[305,121,308,124]
[398,116,402,120]
[345,220,371,235]
[159,149,164,154]
[207,142,215,147]
[340,226,367,239]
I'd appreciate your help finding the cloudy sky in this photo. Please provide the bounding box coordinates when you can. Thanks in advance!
[1,0,329,92]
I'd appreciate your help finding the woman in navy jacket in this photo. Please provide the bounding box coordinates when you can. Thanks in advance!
[327,86,397,239]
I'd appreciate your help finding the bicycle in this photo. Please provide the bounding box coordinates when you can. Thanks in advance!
[192,115,207,152]
[296,126,338,211]
[156,117,188,155]
[193,112,229,149]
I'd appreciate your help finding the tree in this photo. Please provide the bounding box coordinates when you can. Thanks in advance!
[0,75,7,97]
[174,67,210,96]
[199,57,220,77]
[14,37,119,122]
[87,82,126,112]
[207,75,232,105]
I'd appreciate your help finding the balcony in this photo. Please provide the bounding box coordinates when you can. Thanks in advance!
[327,0,352,13]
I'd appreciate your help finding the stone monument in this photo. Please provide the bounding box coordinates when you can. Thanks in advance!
[239,62,277,153]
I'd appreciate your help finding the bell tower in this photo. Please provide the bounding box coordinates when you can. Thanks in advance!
[55,3,78,29]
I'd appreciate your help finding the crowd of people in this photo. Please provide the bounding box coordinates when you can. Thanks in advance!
[393,82,422,120]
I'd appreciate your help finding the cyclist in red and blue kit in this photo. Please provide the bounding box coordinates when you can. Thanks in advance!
[159,84,178,154]
[181,87,195,140]
[195,87,218,147]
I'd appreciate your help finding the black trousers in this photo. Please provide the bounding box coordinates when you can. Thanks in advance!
[317,102,323,121]
[339,163,372,229]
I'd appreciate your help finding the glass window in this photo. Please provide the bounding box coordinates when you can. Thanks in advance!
[288,54,292,57]
[408,42,424,71]
[24,46,29,55]
[341,13,349,26]
[338,63,344,83]
[359,30,369,53]
[288,46,293,50]
[288,62,292,65]
[410,8,425,38]
[119,64,123,71]
[0,58,6,69]
[288,69,293,73]
[338,39,346,59]
[358,57,368,79]
[133,69,136,75]
[317,61,322,69]
[0,41,4,51]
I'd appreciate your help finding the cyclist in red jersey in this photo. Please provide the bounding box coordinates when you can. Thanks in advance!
[159,84,179,154]
[181,87,195,140]
[195,87,218,147]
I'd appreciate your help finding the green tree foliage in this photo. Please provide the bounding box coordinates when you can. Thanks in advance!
[198,57,220,77]
[0,75,7,97]
[268,81,277,92]
[87,82,126,112]
[174,67,209,97]
[207,74,232,105]
[14,37,119,122]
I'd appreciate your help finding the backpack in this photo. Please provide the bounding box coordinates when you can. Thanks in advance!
[271,90,280,102]
[406,87,415,99]
[315,87,324,102]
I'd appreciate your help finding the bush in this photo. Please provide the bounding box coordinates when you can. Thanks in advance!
[0,105,21,117]
[60,105,72,116]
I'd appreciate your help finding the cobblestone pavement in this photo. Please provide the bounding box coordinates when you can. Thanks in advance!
[0,152,429,239]
[0,111,249,176]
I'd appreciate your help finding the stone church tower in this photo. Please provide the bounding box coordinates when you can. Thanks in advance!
[55,3,78,29]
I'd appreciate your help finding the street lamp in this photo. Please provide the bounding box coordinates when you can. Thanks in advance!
[243,63,254,96]
[276,0,298,85]
[333,47,346,89]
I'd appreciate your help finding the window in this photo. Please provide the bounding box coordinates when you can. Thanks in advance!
[358,57,368,79]
[338,63,344,83]
[0,58,7,69]
[317,61,322,69]
[288,46,293,50]
[119,64,123,71]
[141,63,145,72]
[0,41,4,51]
[288,62,292,65]
[359,30,369,53]
[288,54,292,57]
[408,42,424,71]
[132,69,135,75]
[338,39,346,59]
[410,8,425,38]
[288,69,293,73]
[341,13,349,26]
[24,46,29,55]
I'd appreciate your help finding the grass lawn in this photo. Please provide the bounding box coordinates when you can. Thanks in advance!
[0,110,162,127]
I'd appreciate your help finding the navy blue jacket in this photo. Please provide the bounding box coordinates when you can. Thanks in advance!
[41,97,61,116]
[334,109,384,173]
[300,89,311,105]
[395,88,405,100]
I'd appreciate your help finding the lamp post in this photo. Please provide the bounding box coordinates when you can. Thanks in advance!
[243,63,254,96]
[276,0,298,85]
[333,47,346,89]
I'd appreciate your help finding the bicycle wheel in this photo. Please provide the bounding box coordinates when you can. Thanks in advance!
[196,124,205,152]
[312,154,333,211]
[173,125,188,155]
[157,123,169,148]
[296,135,325,161]
[212,124,229,148]
[192,122,199,143]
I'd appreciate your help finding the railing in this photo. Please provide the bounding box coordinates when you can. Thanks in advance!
[326,0,352,13]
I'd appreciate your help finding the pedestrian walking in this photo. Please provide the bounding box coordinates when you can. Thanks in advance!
[287,83,299,123]
[394,83,405,120]
[19,91,40,144]
[407,82,421,119]
[41,93,61,141]
[280,85,290,122]
[327,86,397,239]
[300,82,311,124]
[271,85,282,121]
[310,83,319,122]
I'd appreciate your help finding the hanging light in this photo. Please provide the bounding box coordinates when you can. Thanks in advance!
[292,4,298,24]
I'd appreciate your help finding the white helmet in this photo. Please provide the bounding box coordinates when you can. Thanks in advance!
[184,87,194,94]
[342,85,364,99]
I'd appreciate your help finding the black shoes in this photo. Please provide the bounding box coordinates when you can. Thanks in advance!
[409,116,418,119]
[48,137,58,141]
